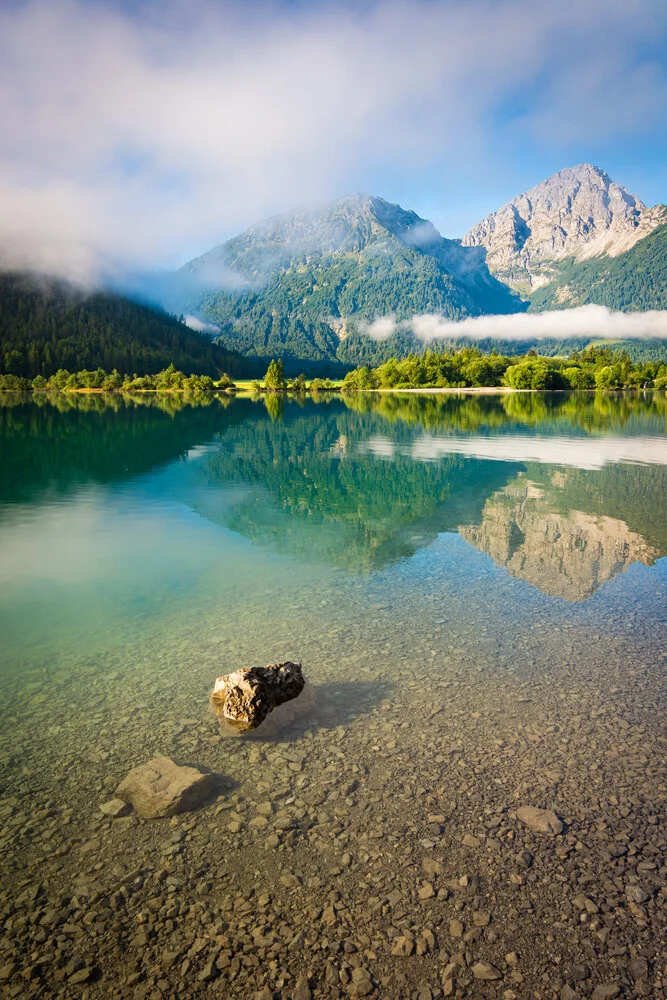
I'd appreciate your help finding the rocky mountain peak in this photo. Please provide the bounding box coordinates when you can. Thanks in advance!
[183,193,458,283]
[462,163,666,292]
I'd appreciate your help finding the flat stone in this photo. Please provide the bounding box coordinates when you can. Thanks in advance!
[561,987,581,1000]
[628,958,648,982]
[472,962,503,980]
[99,798,132,818]
[591,986,620,1000]
[115,756,216,819]
[516,805,563,835]
[472,962,503,979]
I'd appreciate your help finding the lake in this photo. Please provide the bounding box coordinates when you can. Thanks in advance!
[0,390,665,999]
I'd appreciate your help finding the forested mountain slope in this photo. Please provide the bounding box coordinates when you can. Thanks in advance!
[0,272,252,378]
[529,225,667,313]
[182,194,523,367]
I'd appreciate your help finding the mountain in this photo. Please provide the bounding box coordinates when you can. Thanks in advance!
[460,475,661,601]
[463,164,667,295]
[181,194,524,371]
[0,271,254,379]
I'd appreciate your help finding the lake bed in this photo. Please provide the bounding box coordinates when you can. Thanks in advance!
[0,391,665,1000]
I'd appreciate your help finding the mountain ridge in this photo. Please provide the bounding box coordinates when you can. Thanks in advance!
[462,163,667,293]
[180,193,524,368]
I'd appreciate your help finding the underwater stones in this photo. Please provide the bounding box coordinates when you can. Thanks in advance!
[115,756,215,819]
[516,806,563,836]
[210,661,306,732]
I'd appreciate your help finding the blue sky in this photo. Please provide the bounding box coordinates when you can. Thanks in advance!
[0,0,666,279]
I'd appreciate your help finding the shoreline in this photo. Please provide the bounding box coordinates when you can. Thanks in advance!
[0,386,662,396]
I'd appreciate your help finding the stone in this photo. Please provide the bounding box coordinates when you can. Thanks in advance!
[68,968,92,984]
[391,936,415,956]
[349,967,374,996]
[99,798,132,818]
[115,756,216,819]
[293,977,312,1000]
[561,987,581,1000]
[628,958,649,982]
[591,986,620,1000]
[0,964,16,983]
[210,661,305,732]
[516,805,563,835]
[472,962,503,980]
[462,834,480,848]
[449,920,463,938]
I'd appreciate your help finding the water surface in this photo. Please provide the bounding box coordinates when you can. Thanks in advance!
[0,390,665,999]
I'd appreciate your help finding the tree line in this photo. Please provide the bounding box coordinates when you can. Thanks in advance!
[0,364,238,393]
[341,346,667,390]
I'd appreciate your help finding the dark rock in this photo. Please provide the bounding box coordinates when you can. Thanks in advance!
[211,661,306,732]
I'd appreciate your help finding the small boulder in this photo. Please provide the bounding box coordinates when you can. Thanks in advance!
[210,661,305,732]
[115,756,215,819]
[516,805,563,835]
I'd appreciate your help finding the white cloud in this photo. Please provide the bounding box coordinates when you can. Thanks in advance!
[184,315,221,334]
[358,315,398,340]
[359,432,667,469]
[407,305,667,341]
[0,0,665,280]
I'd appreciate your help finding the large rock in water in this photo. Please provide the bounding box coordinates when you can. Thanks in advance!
[115,756,215,818]
[210,661,305,732]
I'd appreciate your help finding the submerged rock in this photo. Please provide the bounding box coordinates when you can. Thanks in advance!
[210,661,305,732]
[99,798,132,818]
[517,805,563,835]
[115,756,215,818]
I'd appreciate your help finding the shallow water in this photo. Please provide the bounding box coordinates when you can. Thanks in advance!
[0,390,666,1000]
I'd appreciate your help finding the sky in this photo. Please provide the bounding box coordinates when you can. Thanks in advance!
[1,0,666,281]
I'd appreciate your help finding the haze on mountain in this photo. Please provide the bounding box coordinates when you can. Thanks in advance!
[0,272,252,380]
[170,167,667,370]
[178,194,524,370]
[3,164,667,380]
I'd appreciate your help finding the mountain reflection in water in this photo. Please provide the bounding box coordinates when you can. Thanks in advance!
[1,389,666,602]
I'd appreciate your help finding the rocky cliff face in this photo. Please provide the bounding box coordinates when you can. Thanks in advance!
[459,479,660,601]
[462,164,667,293]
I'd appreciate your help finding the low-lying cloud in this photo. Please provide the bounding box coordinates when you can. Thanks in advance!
[184,315,220,335]
[360,305,667,341]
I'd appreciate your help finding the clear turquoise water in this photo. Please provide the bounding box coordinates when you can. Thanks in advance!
[1,390,666,682]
